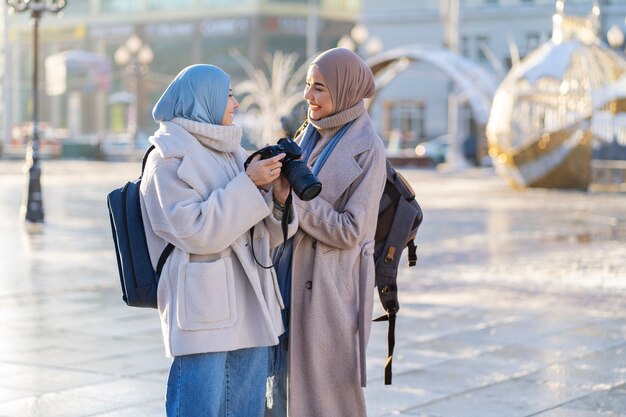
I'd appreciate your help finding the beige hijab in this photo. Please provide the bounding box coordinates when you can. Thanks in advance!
[311,48,376,115]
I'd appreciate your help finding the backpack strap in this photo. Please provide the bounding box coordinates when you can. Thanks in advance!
[376,198,416,310]
[374,197,417,385]
[141,144,175,278]
[141,145,156,178]
[407,239,417,267]
[156,243,175,277]
[373,310,396,385]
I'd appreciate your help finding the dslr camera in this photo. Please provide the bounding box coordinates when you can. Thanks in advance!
[245,138,321,201]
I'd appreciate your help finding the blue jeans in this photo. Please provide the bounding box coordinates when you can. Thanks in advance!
[265,362,287,417]
[166,347,269,417]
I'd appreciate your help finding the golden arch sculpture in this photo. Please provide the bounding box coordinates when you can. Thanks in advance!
[486,1,626,189]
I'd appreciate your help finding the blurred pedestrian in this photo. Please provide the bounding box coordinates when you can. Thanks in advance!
[140,64,297,417]
[268,47,386,417]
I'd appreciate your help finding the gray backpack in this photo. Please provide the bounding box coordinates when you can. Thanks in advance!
[373,160,424,384]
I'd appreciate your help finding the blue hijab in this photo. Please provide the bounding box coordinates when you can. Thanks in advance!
[152,64,231,125]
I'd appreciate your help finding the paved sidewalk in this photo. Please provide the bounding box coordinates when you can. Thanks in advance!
[0,160,625,417]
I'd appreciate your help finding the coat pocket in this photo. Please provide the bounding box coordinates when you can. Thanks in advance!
[176,257,238,331]
[328,249,353,303]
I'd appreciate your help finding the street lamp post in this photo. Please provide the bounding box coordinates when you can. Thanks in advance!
[306,0,318,59]
[441,0,468,171]
[338,23,383,58]
[6,0,66,224]
[114,34,153,144]
[607,24,625,155]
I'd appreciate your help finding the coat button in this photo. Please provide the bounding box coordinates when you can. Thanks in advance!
[305,281,312,289]
[312,241,317,249]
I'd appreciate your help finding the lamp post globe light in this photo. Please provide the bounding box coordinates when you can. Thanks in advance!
[6,0,67,224]
[114,34,153,144]
[350,23,369,46]
[338,23,383,58]
[607,24,624,50]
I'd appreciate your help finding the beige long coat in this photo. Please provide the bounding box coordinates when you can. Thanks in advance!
[287,111,386,417]
[140,121,297,357]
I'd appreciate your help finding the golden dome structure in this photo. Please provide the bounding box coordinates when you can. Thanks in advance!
[486,0,626,189]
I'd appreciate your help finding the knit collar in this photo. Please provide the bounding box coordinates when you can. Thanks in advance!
[172,117,242,153]
[308,101,365,132]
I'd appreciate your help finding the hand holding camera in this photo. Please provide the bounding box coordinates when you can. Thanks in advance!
[245,153,285,190]
[245,138,322,201]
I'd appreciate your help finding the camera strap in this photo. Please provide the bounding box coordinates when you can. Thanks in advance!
[249,189,293,270]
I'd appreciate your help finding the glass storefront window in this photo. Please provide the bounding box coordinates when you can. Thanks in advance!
[383,100,426,149]
[200,36,249,78]
[148,0,194,10]
[266,34,307,64]
[266,0,357,9]
[201,0,252,5]
[101,0,140,13]
[63,0,90,15]
[269,0,308,3]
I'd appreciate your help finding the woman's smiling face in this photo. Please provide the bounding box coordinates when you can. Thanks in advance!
[221,87,239,126]
[304,65,333,120]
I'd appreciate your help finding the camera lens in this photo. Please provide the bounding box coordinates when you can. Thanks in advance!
[283,159,322,201]
[299,181,322,201]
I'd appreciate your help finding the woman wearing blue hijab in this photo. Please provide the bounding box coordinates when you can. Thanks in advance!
[140,64,298,417]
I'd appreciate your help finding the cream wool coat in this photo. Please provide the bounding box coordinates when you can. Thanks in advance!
[287,111,386,417]
[140,121,297,357]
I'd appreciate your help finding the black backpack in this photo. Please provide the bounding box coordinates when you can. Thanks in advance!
[107,145,175,308]
[373,160,424,385]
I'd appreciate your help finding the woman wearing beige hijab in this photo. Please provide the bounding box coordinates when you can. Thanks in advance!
[269,48,386,417]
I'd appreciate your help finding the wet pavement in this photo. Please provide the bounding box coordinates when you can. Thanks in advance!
[0,159,625,417]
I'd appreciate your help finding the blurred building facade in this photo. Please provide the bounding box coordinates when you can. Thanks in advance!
[2,0,358,148]
[360,0,626,163]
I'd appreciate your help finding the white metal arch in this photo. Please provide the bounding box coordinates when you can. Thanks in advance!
[365,45,498,124]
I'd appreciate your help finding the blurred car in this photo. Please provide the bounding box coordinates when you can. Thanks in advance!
[414,135,448,164]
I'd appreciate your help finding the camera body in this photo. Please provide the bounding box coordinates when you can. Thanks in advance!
[245,138,322,201]
[255,137,303,164]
